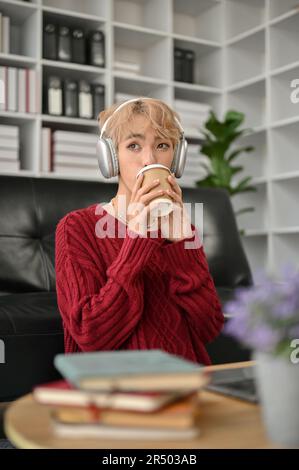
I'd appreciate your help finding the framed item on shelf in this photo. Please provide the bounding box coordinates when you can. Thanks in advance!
[88,30,105,67]
[92,83,105,119]
[72,29,86,64]
[46,76,63,116]
[43,23,57,61]
[57,26,72,62]
[64,79,78,118]
[78,80,93,119]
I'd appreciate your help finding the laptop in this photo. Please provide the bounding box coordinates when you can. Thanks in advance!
[205,364,259,403]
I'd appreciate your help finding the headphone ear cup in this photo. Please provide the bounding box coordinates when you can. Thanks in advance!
[96,137,119,178]
[171,138,188,178]
[106,137,119,177]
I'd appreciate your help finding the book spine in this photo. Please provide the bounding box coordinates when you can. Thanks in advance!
[7,67,17,112]
[2,16,10,54]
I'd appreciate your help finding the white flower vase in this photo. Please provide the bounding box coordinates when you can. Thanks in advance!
[253,351,299,448]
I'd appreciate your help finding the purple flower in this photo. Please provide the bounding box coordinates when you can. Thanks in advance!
[223,264,299,355]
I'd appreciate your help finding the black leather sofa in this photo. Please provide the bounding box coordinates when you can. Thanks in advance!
[0,174,252,404]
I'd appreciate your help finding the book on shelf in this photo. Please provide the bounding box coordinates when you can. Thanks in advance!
[18,69,26,114]
[33,379,194,412]
[54,155,98,167]
[54,349,209,392]
[113,60,141,74]
[0,124,19,138]
[174,99,212,114]
[0,66,39,113]
[53,130,97,145]
[0,159,20,171]
[53,143,96,156]
[52,164,99,176]
[0,15,10,54]
[8,67,17,112]
[41,127,52,172]
[0,138,19,150]
[0,148,18,160]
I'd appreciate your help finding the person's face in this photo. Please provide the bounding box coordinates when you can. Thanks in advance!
[117,115,175,192]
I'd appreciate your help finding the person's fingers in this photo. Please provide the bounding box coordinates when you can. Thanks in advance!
[167,173,182,196]
[140,188,166,206]
[135,179,160,202]
[131,172,144,200]
[165,188,183,207]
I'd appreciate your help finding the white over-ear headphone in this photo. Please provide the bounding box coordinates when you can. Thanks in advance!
[96,97,188,179]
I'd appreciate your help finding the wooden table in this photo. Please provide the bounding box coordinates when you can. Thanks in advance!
[4,361,277,449]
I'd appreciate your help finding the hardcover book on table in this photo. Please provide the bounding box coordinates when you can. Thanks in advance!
[54,349,208,392]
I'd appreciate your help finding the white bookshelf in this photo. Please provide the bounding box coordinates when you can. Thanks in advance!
[0,0,299,279]
[223,0,299,280]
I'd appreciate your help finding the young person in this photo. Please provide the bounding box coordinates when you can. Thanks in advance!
[55,97,224,365]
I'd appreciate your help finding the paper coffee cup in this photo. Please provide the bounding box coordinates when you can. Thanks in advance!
[136,164,174,217]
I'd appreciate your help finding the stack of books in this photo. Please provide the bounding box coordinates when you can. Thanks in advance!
[0,125,20,171]
[41,129,98,175]
[33,350,210,441]
[174,99,212,139]
[113,60,141,76]
[0,66,39,113]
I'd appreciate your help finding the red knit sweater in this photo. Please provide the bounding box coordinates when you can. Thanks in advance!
[55,202,224,365]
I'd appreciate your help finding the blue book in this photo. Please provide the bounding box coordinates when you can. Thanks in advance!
[54,349,207,392]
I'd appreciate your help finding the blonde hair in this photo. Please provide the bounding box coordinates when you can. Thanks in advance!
[97,97,182,150]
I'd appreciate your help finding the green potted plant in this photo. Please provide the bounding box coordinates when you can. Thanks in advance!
[195,110,256,220]
[224,266,299,447]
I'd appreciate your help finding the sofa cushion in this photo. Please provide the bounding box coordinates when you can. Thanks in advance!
[0,292,63,401]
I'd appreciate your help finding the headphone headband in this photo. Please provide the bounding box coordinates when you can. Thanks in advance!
[99,96,184,138]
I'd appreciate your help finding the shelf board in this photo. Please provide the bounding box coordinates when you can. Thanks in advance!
[270,60,299,77]
[269,7,299,28]
[42,6,106,25]
[112,21,168,38]
[37,171,108,183]
[0,53,37,67]
[272,227,299,235]
[242,229,269,237]
[172,81,221,94]
[113,71,168,86]
[41,59,106,75]
[41,115,98,127]
[251,176,268,185]
[172,33,221,48]
[0,0,37,23]
[0,169,36,177]
[272,171,299,182]
[226,74,266,92]
[225,23,266,46]
[271,115,299,130]
[0,111,37,123]
[173,0,221,17]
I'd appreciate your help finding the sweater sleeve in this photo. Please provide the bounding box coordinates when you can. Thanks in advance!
[55,213,165,352]
[160,224,224,344]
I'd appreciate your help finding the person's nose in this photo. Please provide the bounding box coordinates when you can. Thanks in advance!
[142,145,157,167]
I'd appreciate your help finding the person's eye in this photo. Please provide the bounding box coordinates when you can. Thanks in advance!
[127,143,140,151]
[158,143,170,150]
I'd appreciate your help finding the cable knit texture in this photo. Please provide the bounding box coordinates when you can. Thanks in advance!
[55,203,224,365]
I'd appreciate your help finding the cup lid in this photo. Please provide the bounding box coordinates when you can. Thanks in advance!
[136,164,171,179]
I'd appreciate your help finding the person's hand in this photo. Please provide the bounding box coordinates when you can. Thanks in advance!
[158,173,194,242]
[127,173,167,237]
